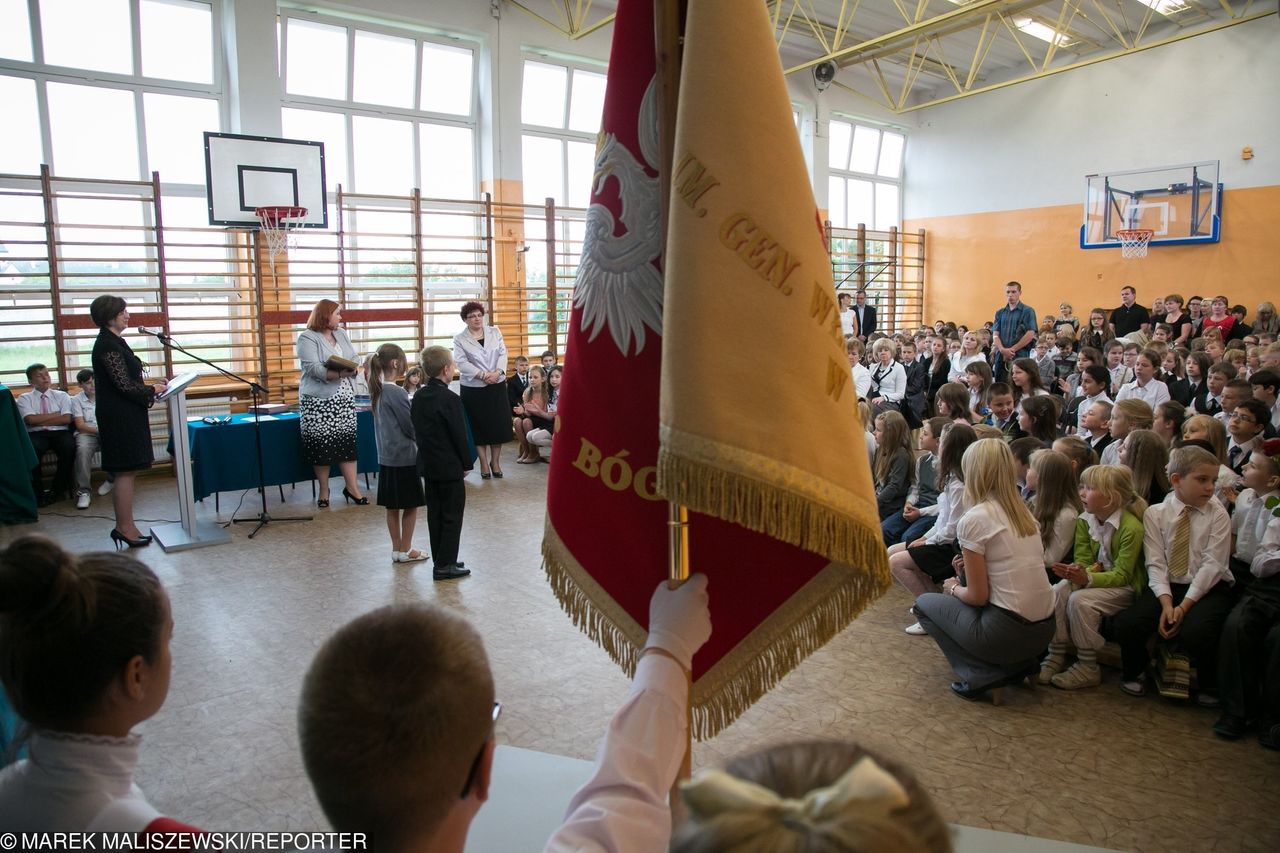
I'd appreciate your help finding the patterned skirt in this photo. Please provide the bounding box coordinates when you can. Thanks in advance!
[300,385,357,466]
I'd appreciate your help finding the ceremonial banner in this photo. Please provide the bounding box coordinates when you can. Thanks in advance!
[544,0,889,738]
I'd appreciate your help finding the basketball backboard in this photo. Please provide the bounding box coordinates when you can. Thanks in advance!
[1081,161,1221,250]
[204,131,327,228]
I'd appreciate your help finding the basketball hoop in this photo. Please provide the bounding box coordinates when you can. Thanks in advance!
[1116,229,1153,259]
[254,206,308,266]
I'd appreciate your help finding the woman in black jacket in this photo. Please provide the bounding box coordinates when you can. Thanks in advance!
[89,295,167,549]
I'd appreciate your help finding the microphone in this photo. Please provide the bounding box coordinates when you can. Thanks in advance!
[136,326,166,337]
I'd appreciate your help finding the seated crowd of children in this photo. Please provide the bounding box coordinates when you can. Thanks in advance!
[862,295,1280,744]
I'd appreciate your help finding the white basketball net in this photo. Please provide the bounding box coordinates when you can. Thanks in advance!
[1116,229,1153,259]
[255,206,307,266]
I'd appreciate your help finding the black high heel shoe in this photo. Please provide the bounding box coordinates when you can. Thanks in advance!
[317,493,330,508]
[342,487,369,505]
[110,528,153,550]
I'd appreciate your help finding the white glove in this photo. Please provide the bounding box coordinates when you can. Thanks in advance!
[643,573,711,671]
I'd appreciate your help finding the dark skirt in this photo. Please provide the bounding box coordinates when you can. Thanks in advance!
[461,383,514,445]
[377,464,425,510]
[908,542,962,583]
[300,386,357,466]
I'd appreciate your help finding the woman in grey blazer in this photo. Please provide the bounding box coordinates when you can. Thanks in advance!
[453,301,512,479]
[296,299,367,507]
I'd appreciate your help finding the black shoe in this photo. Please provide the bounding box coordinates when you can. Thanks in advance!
[950,681,985,701]
[433,563,471,581]
[1213,714,1249,740]
[342,487,369,505]
[110,528,153,550]
[1259,723,1280,751]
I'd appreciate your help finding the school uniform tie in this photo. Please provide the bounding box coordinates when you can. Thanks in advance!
[1228,445,1241,469]
[39,393,48,414]
[1168,506,1193,579]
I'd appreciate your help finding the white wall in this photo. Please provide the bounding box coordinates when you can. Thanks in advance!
[904,19,1280,219]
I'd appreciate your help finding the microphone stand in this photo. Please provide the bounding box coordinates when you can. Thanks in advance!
[140,329,312,538]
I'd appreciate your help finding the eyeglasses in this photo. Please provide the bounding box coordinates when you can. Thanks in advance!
[1230,412,1257,425]
[459,701,502,798]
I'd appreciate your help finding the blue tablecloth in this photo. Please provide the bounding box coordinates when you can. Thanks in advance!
[186,410,377,501]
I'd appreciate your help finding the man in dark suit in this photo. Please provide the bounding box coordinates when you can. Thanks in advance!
[853,290,875,340]
[411,346,473,581]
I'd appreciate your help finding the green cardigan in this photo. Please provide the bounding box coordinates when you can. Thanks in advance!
[1073,510,1146,595]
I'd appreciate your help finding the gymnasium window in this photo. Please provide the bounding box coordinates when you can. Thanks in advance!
[520,57,606,208]
[825,118,905,231]
[0,0,228,388]
[279,13,478,200]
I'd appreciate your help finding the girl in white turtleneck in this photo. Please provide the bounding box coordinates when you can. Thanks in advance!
[0,535,195,832]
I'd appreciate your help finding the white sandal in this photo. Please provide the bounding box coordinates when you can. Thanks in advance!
[395,549,430,563]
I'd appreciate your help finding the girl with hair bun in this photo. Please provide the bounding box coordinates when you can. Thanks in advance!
[672,740,952,853]
[0,535,194,832]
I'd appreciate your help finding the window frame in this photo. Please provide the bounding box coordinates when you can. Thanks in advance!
[519,53,607,208]
[826,115,906,232]
[277,8,480,200]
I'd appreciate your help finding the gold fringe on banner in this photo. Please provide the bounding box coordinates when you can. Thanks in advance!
[656,437,889,573]
[542,515,890,741]
[542,519,647,679]
[690,556,888,740]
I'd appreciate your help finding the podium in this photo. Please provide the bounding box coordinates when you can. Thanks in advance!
[150,372,231,552]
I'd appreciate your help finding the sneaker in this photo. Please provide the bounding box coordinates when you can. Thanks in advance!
[1196,692,1222,709]
[75,490,91,510]
[1213,714,1249,740]
[98,479,115,496]
[904,622,927,635]
[1121,677,1146,697]
[1051,662,1102,691]
[1037,657,1066,685]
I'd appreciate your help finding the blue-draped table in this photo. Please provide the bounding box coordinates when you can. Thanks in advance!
[183,410,377,502]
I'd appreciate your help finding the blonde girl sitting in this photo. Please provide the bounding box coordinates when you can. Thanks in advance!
[1039,465,1147,689]
[515,365,550,463]
[671,740,952,853]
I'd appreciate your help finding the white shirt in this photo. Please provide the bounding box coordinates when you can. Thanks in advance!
[0,731,163,831]
[851,362,872,400]
[948,352,986,383]
[17,387,74,432]
[1073,392,1111,434]
[868,360,906,402]
[1143,493,1232,601]
[1042,506,1079,568]
[544,654,685,852]
[924,476,965,545]
[452,325,508,388]
[1226,436,1260,471]
[1233,488,1279,565]
[1084,508,1123,572]
[1115,377,1170,408]
[1271,398,1280,432]
[71,391,98,430]
[1099,440,1122,467]
[957,501,1055,621]
[840,309,855,337]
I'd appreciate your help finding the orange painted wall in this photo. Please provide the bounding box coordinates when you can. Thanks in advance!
[907,184,1280,328]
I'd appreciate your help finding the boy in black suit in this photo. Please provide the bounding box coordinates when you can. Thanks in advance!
[411,346,472,581]
[900,341,927,428]
[507,355,530,410]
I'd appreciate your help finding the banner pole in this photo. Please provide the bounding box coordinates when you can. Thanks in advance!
[655,0,691,820]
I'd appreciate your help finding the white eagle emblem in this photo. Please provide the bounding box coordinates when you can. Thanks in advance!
[573,76,663,356]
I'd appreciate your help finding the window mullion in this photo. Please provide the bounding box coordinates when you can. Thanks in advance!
[26,0,43,64]
[130,0,143,77]
[345,22,355,103]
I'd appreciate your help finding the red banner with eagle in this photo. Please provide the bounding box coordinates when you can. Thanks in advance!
[543,0,888,739]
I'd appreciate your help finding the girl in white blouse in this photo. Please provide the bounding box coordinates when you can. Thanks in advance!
[912,439,1056,704]
[0,536,194,832]
[948,331,987,383]
[1027,449,1082,570]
